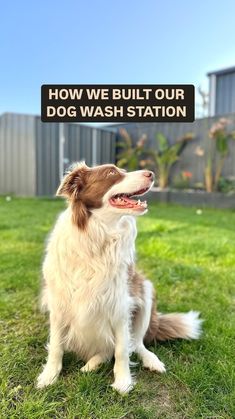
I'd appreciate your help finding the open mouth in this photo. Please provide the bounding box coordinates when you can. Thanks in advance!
[109,187,149,210]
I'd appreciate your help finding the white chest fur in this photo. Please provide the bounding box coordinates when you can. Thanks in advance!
[42,210,137,360]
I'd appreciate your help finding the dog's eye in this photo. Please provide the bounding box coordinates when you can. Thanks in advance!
[108,169,116,176]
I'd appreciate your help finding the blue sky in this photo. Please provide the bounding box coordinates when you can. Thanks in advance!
[1,0,235,116]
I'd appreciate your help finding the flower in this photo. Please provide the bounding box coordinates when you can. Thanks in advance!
[209,118,231,138]
[139,160,147,167]
[137,134,147,148]
[182,171,192,178]
[139,158,153,168]
[195,146,204,156]
[219,118,231,126]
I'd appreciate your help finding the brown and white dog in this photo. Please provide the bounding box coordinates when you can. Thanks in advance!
[36,162,202,394]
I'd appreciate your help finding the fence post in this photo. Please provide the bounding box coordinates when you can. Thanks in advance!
[92,128,97,166]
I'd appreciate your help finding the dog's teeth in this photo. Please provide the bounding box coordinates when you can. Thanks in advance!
[138,199,141,205]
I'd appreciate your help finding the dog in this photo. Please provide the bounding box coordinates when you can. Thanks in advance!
[36,162,202,394]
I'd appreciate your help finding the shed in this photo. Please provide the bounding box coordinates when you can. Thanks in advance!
[208,66,235,116]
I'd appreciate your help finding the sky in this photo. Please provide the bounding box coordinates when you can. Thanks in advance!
[1,0,235,117]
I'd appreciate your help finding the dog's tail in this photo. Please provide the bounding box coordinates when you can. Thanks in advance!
[144,310,202,343]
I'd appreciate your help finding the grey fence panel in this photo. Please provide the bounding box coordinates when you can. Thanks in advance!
[2,112,235,197]
[64,124,81,168]
[64,125,116,168]
[0,115,117,197]
[35,117,60,196]
[0,113,36,196]
[80,126,93,166]
[216,73,235,115]
[100,130,112,164]
[64,124,93,167]
[96,129,116,165]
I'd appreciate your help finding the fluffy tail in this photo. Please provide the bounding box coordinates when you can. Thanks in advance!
[144,310,202,343]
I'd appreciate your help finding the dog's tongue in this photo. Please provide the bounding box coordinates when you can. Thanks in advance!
[110,195,147,209]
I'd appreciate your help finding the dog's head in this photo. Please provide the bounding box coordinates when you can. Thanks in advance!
[57,162,154,229]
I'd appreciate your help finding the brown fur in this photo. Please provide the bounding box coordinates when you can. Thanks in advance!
[146,312,193,342]
[128,265,144,301]
[129,267,195,343]
[57,162,125,229]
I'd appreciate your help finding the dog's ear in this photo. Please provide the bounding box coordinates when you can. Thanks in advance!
[56,162,88,198]
[72,200,89,229]
[56,161,90,229]
[56,171,83,198]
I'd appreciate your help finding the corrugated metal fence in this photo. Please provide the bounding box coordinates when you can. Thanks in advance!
[0,113,116,196]
[1,112,235,196]
[35,118,60,196]
[0,113,36,196]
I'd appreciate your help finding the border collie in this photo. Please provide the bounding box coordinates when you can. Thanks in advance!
[36,162,202,394]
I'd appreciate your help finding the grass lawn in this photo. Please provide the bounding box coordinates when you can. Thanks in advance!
[0,197,234,419]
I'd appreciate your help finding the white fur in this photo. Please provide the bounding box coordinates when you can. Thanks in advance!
[180,311,203,339]
[37,210,141,392]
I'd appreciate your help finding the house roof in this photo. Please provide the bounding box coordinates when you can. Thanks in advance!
[207,66,235,77]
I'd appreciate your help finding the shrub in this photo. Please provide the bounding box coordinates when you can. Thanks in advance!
[116,128,153,171]
[150,132,194,189]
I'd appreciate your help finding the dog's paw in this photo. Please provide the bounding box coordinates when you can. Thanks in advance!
[80,364,91,373]
[80,363,98,373]
[111,375,134,394]
[80,354,104,372]
[142,352,166,373]
[36,367,60,389]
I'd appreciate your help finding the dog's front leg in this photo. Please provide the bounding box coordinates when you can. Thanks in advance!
[111,318,133,394]
[36,311,64,388]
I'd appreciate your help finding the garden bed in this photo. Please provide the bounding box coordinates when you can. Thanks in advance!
[147,188,235,208]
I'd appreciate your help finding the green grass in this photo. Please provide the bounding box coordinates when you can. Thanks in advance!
[0,197,234,419]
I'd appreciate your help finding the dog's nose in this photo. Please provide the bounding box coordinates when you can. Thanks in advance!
[143,171,154,181]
